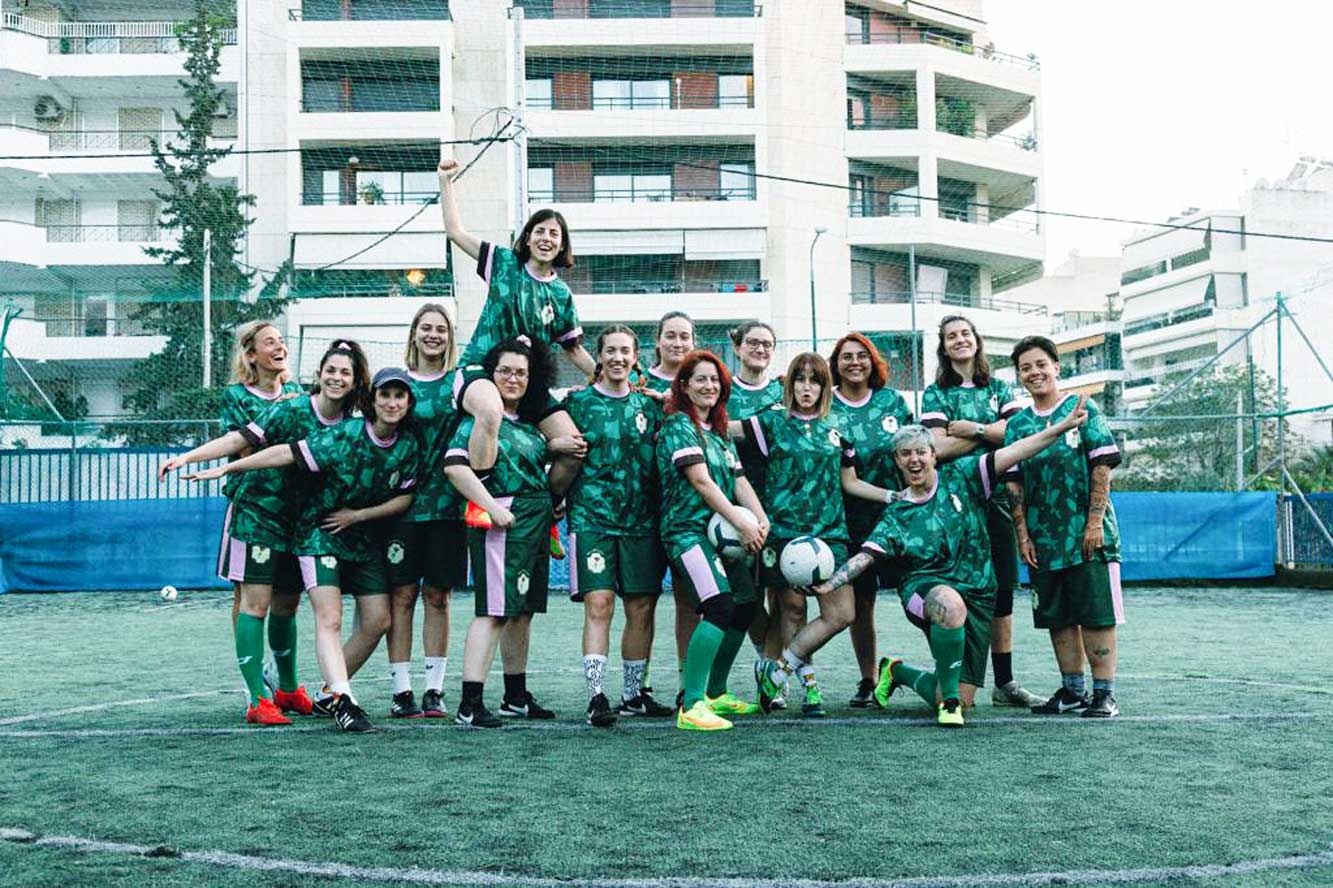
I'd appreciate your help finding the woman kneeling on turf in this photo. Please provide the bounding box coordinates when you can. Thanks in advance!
[733,353,897,717]
[444,338,560,728]
[812,404,1088,727]
[657,350,770,732]
[188,368,422,733]
[161,340,369,726]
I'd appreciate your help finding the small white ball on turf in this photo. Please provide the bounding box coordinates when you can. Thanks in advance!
[780,536,836,586]
[707,507,759,561]
[160,585,178,601]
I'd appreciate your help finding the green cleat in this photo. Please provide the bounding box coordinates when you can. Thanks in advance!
[677,699,733,732]
[757,660,789,712]
[801,684,826,718]
[873,656,903,708]
[937,697,965,728]
[707,692,760,716]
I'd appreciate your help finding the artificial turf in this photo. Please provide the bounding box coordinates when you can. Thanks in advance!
[1,585,1331,887]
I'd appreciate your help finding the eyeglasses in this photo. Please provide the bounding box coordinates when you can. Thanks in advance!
[495,367,529,380]
[742,338,775,351]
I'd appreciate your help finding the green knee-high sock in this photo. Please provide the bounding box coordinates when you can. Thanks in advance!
[705,627,747,698]
[892,661,939,706]
[267,613,298,693]
[682,621,726,709]
[927,623,966,702]
[235,613,270,706]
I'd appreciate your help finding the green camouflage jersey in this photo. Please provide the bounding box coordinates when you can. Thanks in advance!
[444,413,549,499]
[729,375,783,496]
[219,379,304,498]
[460,243,582,365]
[1003,394,1122,570]
[231,396,355,549]
[641,365,675,395]
[656,412,745,559]
[921,377,1022,451]
[402,367,465,522]
[862,453,1002,595]
[739,405,854,542]
[290,420,421,562]
[564,383,662,537]
[830,386,915,541]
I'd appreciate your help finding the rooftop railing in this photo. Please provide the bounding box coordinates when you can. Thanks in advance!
[2,13,237,51]
[513,1,760,19]
[851,289,1048,315]
[574,277,767,294]
[289,0,451,21]
[529,185,756,203]
[845,28,1039,70]
[527,94,754,110]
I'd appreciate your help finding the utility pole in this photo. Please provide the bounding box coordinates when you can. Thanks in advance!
[0,298,22,417]
[202,228,212,388]
[808,227,826,350]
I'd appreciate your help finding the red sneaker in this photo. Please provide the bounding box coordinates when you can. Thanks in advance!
[273,686,314,716]
[246,697,292,726]
[464,501,493,529]
[549,524,565,560]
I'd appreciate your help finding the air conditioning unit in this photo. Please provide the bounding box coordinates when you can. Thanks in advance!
[34,96,64,122]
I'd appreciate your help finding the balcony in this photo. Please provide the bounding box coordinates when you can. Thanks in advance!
[846,205,1043,272]
[1,13,239,80]
[2,13,237,52]
[845,28,1038,70]
[0,124,238,183]
[290,0,451,20]
[0,222,173,268]
[1124,304,1215,338]
[850,289,1047,316]
[520,1,760,51]
[514,0,756,18]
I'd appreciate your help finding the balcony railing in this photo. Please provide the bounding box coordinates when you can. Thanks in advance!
[513,1,759,19]
[851,289,1048,316]
[939,205,1041,234]
[847,116,915,131]
[290,0,451,21]
[845,28,1039,70]
[44,225,164,244]
[529,186,756,203]
[577,278,767,294]
[527,95,754,110]
[849,200,921,218]
[959,129,1038,151]
[1124,303,1215,338]
[37,315,149,338]
[2,13,237,52]
[303,190,438,206]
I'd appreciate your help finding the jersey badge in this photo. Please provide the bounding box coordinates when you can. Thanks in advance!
[761,547,778,567]
[540,303,555,325]
[1064,427,1082,449]
[827,428,841,447]
[989,394,999,412]
[389,470,401,488]
[250,545,271,565]
[950,493,963,513]
[881,416,899,433]
[387,541,405,565]
[517,571,531,596]
[635,412,648,434]
[320,555,337,569]
[587,551,606,573]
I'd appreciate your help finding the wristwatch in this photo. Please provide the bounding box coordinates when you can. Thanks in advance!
[972,423,987,440]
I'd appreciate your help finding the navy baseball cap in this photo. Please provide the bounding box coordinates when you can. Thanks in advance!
[372,367,413,390]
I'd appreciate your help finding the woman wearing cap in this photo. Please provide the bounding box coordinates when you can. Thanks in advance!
[188,367,422,734]
[161,340,369,726]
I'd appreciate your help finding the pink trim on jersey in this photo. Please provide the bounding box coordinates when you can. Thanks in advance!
[791,411,819,421]
[862,540,886,556]
[999,400,1021,417]
[907,593,927,621]
[523,261,557,283]
[567,532,580,599]
[244,383,286,400]
[833,388,872,409]
[445,447,469,462]
[980,457,993,500]
[672,445,704,465]
[245,421,266,445]
[309,395,343,427]
[748,416,769,457]
[296,440,319,472]
[555,326,583,344]
[409,368,448,382]
[903,473,940,504]
[298,555,318,593]
[1087,444,1120,461]
[483,496,515,616]
[1109,561,1126,625]
[733,375,771,392]
[215,503,233,579]
[365,421,398,448]
[223,536,247,582]
[483,246,495,284]
[592,381,631,398]
[503,411,520,421]
[1031,393,1074,417]
[647,365,675,383]
[959,380,977,389]
[680,544,723,603]
[920,411,948,423]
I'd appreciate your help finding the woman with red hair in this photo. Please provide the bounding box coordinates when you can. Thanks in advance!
[828,332,914,706]
[655,350,770,731]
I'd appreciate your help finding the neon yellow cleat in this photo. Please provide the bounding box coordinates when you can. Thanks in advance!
[873,656,903,708]
[937,698,965,728]
[677,700,733,731]
[706,692,761,716]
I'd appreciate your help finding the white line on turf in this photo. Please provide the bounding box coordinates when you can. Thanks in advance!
[0,690,231,726]
[0,710,1324,739]
[1,827,1330,887]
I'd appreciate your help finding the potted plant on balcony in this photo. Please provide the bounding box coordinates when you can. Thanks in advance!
[359,182,385,205]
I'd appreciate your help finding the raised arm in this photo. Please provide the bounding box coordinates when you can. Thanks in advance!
[1006,479,1038,569]
[840,465,896,504]
[682,463,764,553]
[437,159,482,261]
[563,343,596,378]
[992,395,1087,478]
[321,493,414,535]
[184,441,296,482]
[158,430,250,481]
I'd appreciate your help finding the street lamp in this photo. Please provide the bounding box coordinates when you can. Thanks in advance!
[808,226,827,350]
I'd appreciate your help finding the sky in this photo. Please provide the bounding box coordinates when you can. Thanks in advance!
[984,0,1333,266]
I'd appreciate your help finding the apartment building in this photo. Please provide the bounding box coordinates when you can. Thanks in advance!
[2,0,1047,415]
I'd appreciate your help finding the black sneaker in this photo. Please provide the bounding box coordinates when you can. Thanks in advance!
[499,691,555,719]
[1031,687,1090,715]
[332,696,375,733]
[455,702,502,728]
[1082,689,1120,719]
[311,693,336,718]
[421,689,449,719]
[390,690,423,719]
[675,689,685,711]
[848,678,876,708]
[587,693,618,728]
[617,692,674,718]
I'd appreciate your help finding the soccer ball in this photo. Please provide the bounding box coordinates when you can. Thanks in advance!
[160,585,179,601]
[707,507,759,561]
[780,537,836,586]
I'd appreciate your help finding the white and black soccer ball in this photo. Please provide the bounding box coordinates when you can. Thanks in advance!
[707,507,759,561]
[780,536,836,586]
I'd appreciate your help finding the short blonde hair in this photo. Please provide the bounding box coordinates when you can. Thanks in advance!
[404,303,457,372]
[229,321,291,386]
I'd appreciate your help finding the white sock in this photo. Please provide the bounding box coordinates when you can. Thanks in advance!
[424,656,447,693]
[623,658,646,701]
[329,680,354,702]
[781,648,806,674]
[390,661,411,695]
[797,663,818,688]
[583,654,608,698]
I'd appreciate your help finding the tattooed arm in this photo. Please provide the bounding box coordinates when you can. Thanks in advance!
[811,551,876,596]
[1082,464,1112,560]
[1007,480,1038,569]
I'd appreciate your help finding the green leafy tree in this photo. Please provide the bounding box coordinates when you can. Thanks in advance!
[1292,445,1333,493]
[1116,364,1291,492]
[116,0,291,446]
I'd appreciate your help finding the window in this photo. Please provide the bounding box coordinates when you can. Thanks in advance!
[528,167,554,199]
[594,173,633,202]
[117,200,160,241]
[718,74,753,108]
[526,78,553,109]
[633,80,671,108]
[845,8,868,43]
[118,108,162,152]
[594,171,670,202]
[592,80,632,109]
[719,162,755,199]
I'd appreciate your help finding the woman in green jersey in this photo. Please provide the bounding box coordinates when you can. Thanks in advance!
[657,350,770,732]
[162,340,368,726]
[642,310,695,396]
[383,304,465,720]
[827,332,914,707]
[738,353,896,717]
[565,325,671,726]
[813,404,1087,728]
[189,368,423,734]
[437,159,590,497]
[444,338,560,728]
[921,314,1040,709]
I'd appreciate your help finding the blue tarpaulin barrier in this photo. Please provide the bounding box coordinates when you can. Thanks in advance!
[0,492,1276,594]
